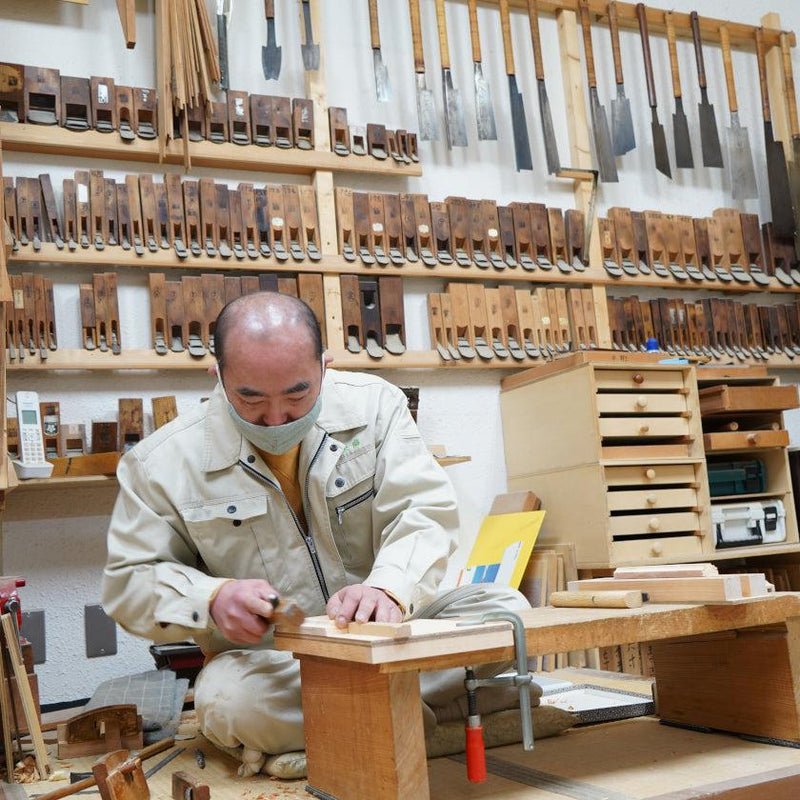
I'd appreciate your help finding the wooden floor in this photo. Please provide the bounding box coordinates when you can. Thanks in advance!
[18,710,800,800]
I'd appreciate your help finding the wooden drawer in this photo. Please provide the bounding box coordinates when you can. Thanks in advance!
[699,384,799,415]
[611,533,705,563]
[594,369,685,392]
[599,417,690,438]
[703,430,790,452]
[607,488,698,512]
[605,464,697,487]
[596,393,687,415]
[609,511,700,538]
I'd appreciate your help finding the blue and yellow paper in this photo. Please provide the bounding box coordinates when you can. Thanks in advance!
[457,511,546,590]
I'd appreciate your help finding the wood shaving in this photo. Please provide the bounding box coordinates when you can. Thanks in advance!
[48,769,69,781]
[13,755,39,783]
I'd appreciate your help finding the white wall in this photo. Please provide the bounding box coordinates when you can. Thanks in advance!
[3,0,800,703]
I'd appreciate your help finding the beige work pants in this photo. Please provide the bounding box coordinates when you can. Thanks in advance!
[194,584,530,755]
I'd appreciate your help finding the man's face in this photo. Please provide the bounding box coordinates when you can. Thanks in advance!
[219,331,324,427]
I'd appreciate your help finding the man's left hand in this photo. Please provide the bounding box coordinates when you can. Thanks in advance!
[326,585,403,629]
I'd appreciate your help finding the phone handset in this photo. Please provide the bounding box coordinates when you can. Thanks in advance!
[13,391,54,479]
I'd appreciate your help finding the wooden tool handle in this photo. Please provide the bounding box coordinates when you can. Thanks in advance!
[665,12,682,100]
[408,0,426,73]
[608,1,624,86]
[690,11,707,90]
[719,24,738,114]
[550,590,645,609]
[499,0,515,76]
[755,27,772,123]
[781,32,800,137]
[368,0,381,50]
[579,0,597,89]
[265,0,274,19]
[435,0,451,70]
[637,3,657,110]
[527,0,545,82]
[467,0,482,63]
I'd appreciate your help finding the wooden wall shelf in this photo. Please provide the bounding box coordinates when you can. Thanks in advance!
[11,475,116,491]
[5,349,524,371]
[0,123,422,179]
[10,244,800,294]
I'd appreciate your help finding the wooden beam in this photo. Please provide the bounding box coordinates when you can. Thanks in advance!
[115,0,136,49]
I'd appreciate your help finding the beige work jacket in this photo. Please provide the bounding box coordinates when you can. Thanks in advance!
[102,370,458,653]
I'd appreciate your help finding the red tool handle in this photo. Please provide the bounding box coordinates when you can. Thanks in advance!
[465,724,486,783]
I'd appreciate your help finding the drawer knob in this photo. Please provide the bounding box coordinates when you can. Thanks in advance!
[636,395,648,409]
[646,493,658,505]
[633,373,645,385]
[639,425,650,434]
[650,544,664,557]
[747,433,758,445]
[648,517,661,531]
[645,468,657,480]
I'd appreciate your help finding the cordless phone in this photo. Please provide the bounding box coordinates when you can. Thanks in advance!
[12,391,54,479]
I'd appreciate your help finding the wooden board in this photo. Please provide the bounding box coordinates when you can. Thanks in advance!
[568,576,746,602]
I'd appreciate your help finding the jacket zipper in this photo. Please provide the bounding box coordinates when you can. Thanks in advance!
[335,488,375,524]
[239,435,330,602]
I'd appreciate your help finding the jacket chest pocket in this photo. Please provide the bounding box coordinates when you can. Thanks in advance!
[179,496,271,579]
[326,447,377,570]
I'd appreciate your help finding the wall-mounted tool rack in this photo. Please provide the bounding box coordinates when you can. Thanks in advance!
[1,1,800,501]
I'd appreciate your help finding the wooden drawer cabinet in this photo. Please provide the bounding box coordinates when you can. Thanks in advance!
[501,353,711,568]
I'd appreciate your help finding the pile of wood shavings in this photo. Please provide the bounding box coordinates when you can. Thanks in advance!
[13,755,39,783]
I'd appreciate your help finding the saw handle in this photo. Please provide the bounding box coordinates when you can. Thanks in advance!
[578,0,597,89]
[755,27,772,123]
[665,12,682,100]
[637,4,657,110]
[780,31,800,137]
[434,0,451,70]
[467,0,482,63]
[690,11,708,90]
[408,0,426,74]
[527,0,545,82]
[719,24,738,114]
[368,0,381,50]
[265,0,274,19]
[499,0,516,76]
[608,1,625,87]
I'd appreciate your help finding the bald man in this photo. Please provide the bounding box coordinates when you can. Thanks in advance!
[103,293,530,779]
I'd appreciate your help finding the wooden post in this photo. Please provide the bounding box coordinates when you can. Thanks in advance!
[557,8,611,349]
[300,656,429,800]
[763,13,793,164]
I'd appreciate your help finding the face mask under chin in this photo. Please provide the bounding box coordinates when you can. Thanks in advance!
[217,360,325,455]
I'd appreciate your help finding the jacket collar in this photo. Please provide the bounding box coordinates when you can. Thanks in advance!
[201,369,367,473]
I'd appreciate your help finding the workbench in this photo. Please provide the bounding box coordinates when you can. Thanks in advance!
[274,594,800,800]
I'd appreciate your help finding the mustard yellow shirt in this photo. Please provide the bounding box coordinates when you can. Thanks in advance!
[257,443,307,531]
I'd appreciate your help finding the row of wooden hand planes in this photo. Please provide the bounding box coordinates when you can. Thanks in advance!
[0,62,418,163]
[4,173,325,263]
[600,207,799,288]
[607,295,800,363]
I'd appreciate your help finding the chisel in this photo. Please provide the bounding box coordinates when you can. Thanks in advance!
[720,24,758,200]
[499,0,532,171]
[261,0,282,81]
[579,0,617,182]
[408,0,439,141]
[608,1,635,155]
[467,0,497,140]
[300,0,320,72]
[756,27,796,243]
[435,0,468,148]
[216,0,230,93]
[690,11,723,168]
[527,0,560,174]
[369,0,391,102]
[637,3,671,178]
[665,11,694,169]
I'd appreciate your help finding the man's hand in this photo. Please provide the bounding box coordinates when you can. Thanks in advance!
[326,584,403,629]
[210,579,279,644]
